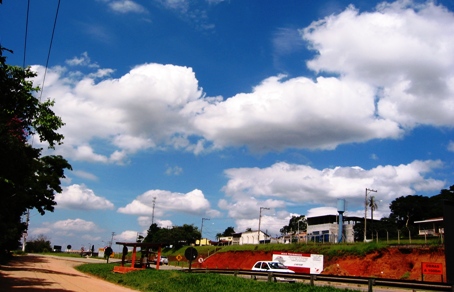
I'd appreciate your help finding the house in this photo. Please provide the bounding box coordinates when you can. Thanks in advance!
[414,217,444,237]
[195,238,212,246]
[232,230,269,245]
[218,236,233,245]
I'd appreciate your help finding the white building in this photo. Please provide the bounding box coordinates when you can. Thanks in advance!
[232,230,269,245]
[306,215,364,243]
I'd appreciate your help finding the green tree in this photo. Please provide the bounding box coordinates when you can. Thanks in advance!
[426,185,454,218]
[389,195,430,231]
[221,226,236,236]
[280,215,306,235]
[369,195,378,236]
[0,47,71,260]
[144,223,160,243]
[144,224,201,249]
[24,235,52,253]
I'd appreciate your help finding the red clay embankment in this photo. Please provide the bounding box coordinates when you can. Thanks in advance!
[196,247,445,281]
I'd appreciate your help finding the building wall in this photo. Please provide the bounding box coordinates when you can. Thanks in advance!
[218,236,233,245]
[195,238,211,246]
[307,221,356,243]
[232,231,267,245]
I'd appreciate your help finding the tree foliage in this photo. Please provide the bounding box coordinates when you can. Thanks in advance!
[354,185,454,241]
[221,226,235,236]
[143,223,201,249]
[0,47,71,259]
[280,215,307,235]
[25,235,52,253]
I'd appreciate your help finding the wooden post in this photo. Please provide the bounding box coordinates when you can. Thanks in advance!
[156,245,162,270]
[131,246,137,268]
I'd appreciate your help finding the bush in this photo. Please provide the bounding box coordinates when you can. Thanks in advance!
[25,235,52,253]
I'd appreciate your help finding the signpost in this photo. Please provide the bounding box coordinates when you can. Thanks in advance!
[184,247,198,272]
[176,254,183,266]
[421,262,443,282]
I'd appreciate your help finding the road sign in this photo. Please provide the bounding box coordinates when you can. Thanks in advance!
[184,247,198,261]
[198,257,204,263]
[422,262,443,275]
[176,254,183,261]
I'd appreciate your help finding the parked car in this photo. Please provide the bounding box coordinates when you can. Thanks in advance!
[252,261,295,273]
[151,256,168,265]
[160,256,169,265]
[251,261,295,282]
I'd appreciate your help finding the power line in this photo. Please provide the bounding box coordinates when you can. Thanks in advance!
[22,0,30,68]
[38,0,61,101]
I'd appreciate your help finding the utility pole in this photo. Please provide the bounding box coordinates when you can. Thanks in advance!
[258,207,270,244]
[364,188,377,242]
[110,232,115,247]
[200,218,210,246]
[151,197,156,225]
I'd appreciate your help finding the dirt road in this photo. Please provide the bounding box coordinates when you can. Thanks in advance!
[0,254,138,291]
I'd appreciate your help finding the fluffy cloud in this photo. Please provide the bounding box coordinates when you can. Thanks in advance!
[115,230,140,242]
[234,212,300,237]
[448,141,454,152]
[31,62,203,162]
[56,184,115,210]
[302,0,454,128]
[52,218,98,232]
[35,1,454,163]
[117,189,215,217]
[192,75,402,151]
[107,0,148,14]
[220,159,445,221]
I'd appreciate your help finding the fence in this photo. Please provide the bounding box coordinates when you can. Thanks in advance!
[187,268,454,292]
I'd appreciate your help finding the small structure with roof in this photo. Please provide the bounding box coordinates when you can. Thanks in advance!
[414,217,444,237]
[113,241,164,273]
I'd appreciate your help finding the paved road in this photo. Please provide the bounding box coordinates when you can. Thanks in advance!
[0,254,139,291]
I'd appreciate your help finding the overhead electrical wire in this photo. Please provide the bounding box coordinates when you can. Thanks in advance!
[22,0,30,68]
[38,0,61,101]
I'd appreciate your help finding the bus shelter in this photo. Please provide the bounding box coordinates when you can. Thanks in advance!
[113,241,164,273]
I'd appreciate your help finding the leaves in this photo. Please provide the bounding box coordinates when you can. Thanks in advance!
[280,215,307,235]
[0,47,71,254]
[144,224,201,248]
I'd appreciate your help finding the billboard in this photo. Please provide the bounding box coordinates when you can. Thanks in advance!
[272,252,324,274]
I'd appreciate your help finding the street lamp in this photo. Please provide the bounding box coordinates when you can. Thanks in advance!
[364,188,377,242]
[258,207,270,244]
[297,218,304,243]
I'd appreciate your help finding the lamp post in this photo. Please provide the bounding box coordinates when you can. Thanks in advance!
[364,188,377,242]
[297,218,304,243]
[258,207,270,244]
[200,218,210,246]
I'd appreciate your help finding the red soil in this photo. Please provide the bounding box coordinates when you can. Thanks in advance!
[195,247,446,282]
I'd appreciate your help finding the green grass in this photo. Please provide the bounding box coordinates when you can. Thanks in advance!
[76,263,356,292]
[166,240,443,260]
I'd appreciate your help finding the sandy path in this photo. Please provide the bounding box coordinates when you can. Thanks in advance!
[0,254,139,292]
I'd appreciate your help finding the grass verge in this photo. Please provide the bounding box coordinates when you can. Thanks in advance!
[76,263,356,292]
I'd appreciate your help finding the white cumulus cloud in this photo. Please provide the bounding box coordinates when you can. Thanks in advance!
[56,184,115,210]
[220,159,445,224]
[118,189,215,217]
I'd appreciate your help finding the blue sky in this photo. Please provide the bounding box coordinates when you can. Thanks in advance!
[1,0,454,251]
